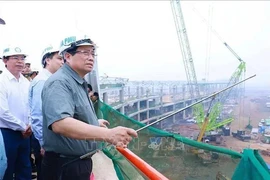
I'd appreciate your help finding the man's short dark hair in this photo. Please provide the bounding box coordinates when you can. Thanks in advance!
[30,71,39,76]
[43,52,57,68]
[93,92,99,98]
[87,84,93,92]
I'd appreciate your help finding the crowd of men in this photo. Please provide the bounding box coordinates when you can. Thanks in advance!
[0,35,137,180]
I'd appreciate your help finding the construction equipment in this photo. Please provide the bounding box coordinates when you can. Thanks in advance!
[232,130,251,141]
[170,0,200,99]
[189,3,247,140]
[170,0,246,142]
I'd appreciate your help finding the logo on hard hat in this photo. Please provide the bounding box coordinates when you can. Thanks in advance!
[15,47,21,53]
[60,36,76,46]
[42,46,53,55]
[3,48,10,53]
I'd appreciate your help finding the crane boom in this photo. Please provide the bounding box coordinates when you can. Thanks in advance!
[170,0,200,99]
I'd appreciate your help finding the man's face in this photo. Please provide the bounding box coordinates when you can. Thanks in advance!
[65,45,95,76]
[88,88,94,96]
[22,63,31,75]
[25,63,30,68]
[90,95,98,102]
[4,55,26,74]
[46,52,64,73]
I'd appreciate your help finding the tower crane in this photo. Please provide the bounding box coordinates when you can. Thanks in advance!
[170,0,200,99]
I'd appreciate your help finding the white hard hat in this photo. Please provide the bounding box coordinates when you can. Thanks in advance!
[58,35,95,55]
[41,45,59,66]
[2,46,28,58]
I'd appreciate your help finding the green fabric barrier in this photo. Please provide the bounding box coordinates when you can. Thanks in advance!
[98,101,268,180]
[232,149,270,180]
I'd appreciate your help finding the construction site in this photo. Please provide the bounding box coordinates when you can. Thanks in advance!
[1,1,269,180]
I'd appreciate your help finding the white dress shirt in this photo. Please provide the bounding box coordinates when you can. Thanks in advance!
[0,69,30,131]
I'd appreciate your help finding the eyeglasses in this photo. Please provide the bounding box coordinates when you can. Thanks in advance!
[73,50,96,57]
[9,56,26,61]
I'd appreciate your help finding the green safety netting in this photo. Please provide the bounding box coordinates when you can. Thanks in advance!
[97,101,270,180]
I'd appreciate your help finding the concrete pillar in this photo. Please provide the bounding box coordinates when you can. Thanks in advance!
[160,86,163,105]
[182,84,185,100]
[183,102,186,119]
[173,104,176,123]
[136,86,140,98]
[128,86,131,98]
[146,100,150,119]
[103,92,108,104]
[173,85,177,102]
[137,101,140,111]
[120,106,124,114]
[120,88,124,103]
[141,87,144,97]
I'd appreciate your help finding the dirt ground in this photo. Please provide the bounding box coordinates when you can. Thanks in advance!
[223,89,270,164]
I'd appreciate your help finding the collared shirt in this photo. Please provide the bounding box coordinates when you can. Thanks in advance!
[29,69,52,147]
[0,69,30,131]
[42,64,99,156]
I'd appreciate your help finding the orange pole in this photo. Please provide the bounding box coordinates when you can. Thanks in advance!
[116,147,169,180]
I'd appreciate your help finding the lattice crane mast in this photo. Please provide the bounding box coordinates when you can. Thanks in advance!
[170,0,200,99]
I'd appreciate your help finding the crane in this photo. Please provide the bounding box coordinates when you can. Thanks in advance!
[170,0,200,99]
[191,4,246,140]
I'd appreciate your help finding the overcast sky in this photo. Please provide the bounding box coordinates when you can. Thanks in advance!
[0,1,269,88]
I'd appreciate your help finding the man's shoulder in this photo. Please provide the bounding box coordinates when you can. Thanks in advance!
[43,69,72,90]
[30,73,47,87]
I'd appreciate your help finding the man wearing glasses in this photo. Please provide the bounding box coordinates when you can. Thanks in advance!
[41,35,138,180]
[0,46,32,179]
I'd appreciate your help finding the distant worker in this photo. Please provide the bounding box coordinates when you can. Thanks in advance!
[0,46,32,179]
[28,45,64,180]
[22,61,32,79]
[90,92,103,119]
[29,70,39,80]
[41,35,137,180]
[90,92,99,103]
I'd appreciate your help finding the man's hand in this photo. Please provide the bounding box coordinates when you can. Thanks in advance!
[98,119,110,128]
[40,148,45,156]
[105,126,138,148]
[22,125,32,138]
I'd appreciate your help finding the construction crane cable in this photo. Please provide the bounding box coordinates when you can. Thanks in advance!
[205,4,213,82]
[190,3,264,75]
[189,4,244,63]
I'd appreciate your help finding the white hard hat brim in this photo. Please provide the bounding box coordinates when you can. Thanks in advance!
[2,53,28,58]
[76,42,95,47]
